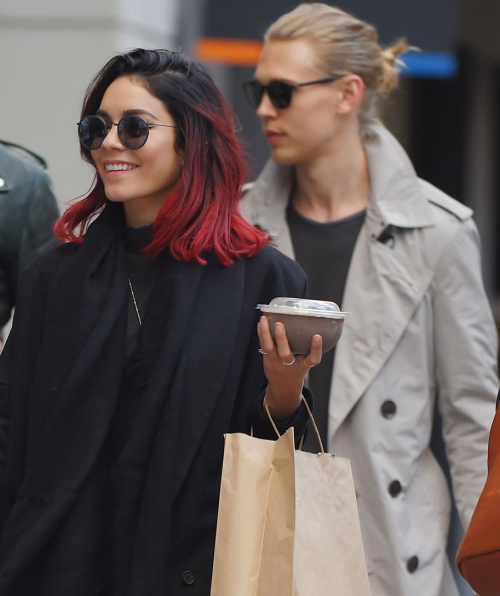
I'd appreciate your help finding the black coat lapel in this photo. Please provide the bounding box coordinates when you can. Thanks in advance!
[99,254,205,595]
[172,255,245,496]
[103,254,244,595]
[117,253,205,467]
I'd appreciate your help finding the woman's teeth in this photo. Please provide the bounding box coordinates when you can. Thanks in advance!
[105,164,136,171]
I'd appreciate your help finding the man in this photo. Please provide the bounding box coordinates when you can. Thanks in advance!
[241,4,498,595]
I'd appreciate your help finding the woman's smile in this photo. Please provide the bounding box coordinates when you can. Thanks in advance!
[103,160,138,174]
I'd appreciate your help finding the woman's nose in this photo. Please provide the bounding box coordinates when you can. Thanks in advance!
[101,124,125,151]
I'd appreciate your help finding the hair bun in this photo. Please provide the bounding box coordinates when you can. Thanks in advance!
[378,38,410,94]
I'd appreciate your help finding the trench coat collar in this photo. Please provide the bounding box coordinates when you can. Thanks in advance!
[363,122,434,229]
[244,121,435,252]
[244,122,437,441]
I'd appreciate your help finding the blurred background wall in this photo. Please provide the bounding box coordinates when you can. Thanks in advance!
[0,0,179,204]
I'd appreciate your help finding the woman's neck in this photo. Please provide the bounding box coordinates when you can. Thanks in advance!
[292,134,370,223]
[123,200,160,229]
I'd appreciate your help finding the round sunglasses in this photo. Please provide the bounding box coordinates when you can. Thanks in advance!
[77,115,178,151]
[242,75,346,110]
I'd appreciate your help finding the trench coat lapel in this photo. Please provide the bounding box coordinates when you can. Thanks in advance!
[172,256,245,496]
[328,126,436,438]
[243,160,295,258]
[327,224,434,438]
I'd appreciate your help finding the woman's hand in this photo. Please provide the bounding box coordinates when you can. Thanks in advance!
[257,315,322,421]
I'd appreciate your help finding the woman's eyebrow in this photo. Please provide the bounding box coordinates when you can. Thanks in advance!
[125,108,160,120]
[95,108,160,121]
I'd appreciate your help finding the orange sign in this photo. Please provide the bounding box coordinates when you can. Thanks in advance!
[194,37,264,67]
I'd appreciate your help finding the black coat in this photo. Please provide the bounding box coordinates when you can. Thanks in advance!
[0,205,310,595]
[0,140,60,328]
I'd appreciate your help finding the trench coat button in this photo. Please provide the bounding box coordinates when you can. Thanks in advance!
[388,480,402,497]
[182,570,195,585]
[381,400,397,419]
[0,178,5,188]
[407,556,419,573]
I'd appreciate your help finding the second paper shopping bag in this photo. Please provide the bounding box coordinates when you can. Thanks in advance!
[211,425,370,596]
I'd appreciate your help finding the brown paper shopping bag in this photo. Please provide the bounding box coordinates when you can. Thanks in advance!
[211,401,371,596]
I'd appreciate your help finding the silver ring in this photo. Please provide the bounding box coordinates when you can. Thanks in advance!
[259,348,268,355]
[282,356,296,366]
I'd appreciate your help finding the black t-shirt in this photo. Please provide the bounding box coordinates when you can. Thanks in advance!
[286,202,365,452]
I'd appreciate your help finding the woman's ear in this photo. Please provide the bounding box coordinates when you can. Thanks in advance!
[336,74,365,115]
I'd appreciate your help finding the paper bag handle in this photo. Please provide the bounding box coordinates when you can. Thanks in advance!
[264,396,325,454]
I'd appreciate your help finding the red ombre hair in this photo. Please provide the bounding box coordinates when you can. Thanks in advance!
[55,49,268,265]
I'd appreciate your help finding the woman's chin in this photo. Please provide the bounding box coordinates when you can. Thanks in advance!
[103,191,132,204]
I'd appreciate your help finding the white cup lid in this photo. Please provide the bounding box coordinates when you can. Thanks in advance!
[256,297,351,318]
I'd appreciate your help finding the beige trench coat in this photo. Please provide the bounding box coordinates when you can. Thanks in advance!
[241,122,499,596]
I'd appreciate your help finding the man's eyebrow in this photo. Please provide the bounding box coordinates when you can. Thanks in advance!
[95,108,160,121]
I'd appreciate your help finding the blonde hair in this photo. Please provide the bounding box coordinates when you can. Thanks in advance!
[265,3,409,135]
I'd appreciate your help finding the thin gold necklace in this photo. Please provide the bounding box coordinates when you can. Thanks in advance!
[128,278,142,326]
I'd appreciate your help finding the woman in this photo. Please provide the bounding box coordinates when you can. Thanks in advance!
[0,48,321,596]
[241,4,499,596]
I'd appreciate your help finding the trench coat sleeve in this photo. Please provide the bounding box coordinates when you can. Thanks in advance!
[433,217,498,529]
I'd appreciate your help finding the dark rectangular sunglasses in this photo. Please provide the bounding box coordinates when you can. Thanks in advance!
[242,75,346,110]
[77,115,178,151]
